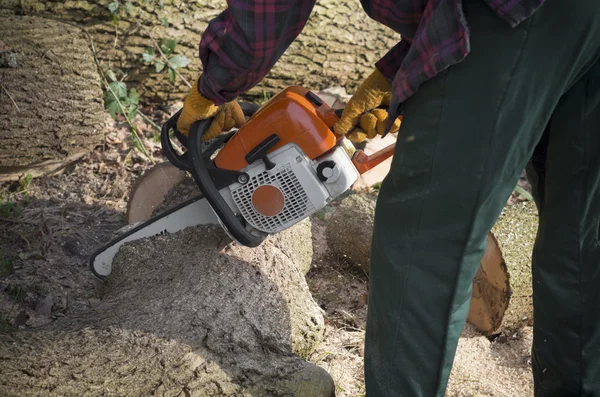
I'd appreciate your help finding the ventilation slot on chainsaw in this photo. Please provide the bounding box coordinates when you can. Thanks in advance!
[232,164,315,233]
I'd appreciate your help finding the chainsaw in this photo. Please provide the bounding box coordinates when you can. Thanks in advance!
[89,86,396,279]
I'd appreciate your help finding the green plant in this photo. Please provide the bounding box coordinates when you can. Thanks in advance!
[103,67,139,121]
[100,66,150,158]
[107,0,136,24]
[97,4,190,159]
[141,39,191,82]
[18,173,32,192]
[0,201,20,219]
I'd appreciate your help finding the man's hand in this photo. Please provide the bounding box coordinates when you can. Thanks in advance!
[334,69,401,143]
[177,77,245,141]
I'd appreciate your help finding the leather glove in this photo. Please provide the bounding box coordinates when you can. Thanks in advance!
[334,69,401,143]
[177,77,245,141]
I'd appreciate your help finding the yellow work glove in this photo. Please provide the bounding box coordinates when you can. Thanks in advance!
[334,69,401,143]
[176,77,245,141]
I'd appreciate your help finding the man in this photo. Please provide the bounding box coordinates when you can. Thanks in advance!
[176,0,600,395]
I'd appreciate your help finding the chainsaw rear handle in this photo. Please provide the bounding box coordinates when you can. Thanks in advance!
[323,107,399,175]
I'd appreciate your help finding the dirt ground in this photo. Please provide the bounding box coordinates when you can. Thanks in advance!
[0,110,535,397]
[306,212,535,397]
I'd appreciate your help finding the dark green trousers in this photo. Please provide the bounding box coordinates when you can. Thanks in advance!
[364,0,600,396]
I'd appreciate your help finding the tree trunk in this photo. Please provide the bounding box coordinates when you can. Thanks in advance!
[0,0,401,102]
[0,224,335,397]
[0,12,109,181]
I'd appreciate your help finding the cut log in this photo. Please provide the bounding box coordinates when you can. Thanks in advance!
[325,192,512,335]
[0,225,334,396]
[126,162,187,224]
[0,13,110,181]
[490,201,538,333]
[325,193,376,272]
[467,232,511,334]
[0,0,401,102]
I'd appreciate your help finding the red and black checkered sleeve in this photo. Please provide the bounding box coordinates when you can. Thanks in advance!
[198,0,317,105]
[375,40,410,82]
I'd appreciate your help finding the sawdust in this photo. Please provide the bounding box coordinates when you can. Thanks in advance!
[307,205,536,397]
[447,325,533,397]
[0,110,163,330]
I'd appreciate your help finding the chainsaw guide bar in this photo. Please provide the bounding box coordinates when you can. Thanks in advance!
[89,194,219,279]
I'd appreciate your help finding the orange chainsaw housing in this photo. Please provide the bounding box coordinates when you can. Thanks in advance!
[214,86,338,171]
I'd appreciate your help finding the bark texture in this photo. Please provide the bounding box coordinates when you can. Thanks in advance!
[0,225,334,396]
[0,12,109,179]
[0,0,401,102]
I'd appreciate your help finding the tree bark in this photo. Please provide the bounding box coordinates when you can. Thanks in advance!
[0,225,335,397]
[0,0,401,102]
[0,12,109,181]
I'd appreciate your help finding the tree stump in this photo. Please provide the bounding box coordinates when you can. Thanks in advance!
[0,13,109,182]
[0,225,335,396]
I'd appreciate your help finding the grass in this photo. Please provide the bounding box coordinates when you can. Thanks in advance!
[0,284,27,333]
[0,201,20,218]
[0,193,20,278]
[19,173,33,192]
[513,185,534,201]
[255,89,272,105]
[0,173,31,220]
[0,317,12,333]
[0,251,13,277]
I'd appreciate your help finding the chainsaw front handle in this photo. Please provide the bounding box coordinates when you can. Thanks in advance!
[161,103,260,172]
[187,118,266,247]
[160,102,265,247]
[161,108,192,171]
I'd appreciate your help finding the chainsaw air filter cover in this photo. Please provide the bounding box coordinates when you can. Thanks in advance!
[208,86,359,234]
[227,143,358,234]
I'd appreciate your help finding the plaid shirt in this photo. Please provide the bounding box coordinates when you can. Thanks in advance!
[198,0,545,123]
